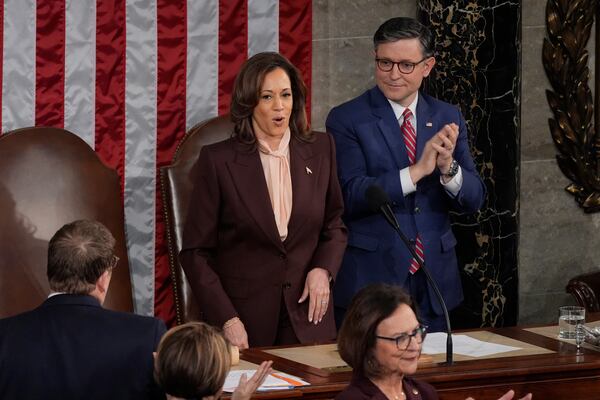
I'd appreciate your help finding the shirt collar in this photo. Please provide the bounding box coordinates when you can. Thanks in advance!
[257,127,291,155]
[387,92,419,122]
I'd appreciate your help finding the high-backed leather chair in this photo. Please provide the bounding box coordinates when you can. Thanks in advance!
[160,115,233,324]
[566,272,600,313]
[0,127,133,318]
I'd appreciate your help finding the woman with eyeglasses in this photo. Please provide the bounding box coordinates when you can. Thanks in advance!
[336,284,532,400]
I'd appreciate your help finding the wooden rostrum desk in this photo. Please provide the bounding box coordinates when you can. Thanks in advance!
[234,324,600,399]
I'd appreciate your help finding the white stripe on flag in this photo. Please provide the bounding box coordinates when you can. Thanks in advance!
[124,0,158,316]
[247,0,278,57]
[186,0,219,129]
[2,0,36,131]
[64,0,96,147]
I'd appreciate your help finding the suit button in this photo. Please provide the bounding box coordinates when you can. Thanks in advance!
[283,282,292,289]
[414,207,420,213]
[279,253,287,260]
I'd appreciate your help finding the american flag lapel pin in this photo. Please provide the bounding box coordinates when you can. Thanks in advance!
[306,166,312,175]
[426,122,433,127]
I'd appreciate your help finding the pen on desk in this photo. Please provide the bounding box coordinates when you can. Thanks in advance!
[270,372,305,386]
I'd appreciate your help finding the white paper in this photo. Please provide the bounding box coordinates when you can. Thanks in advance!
[223,370,310,393]
[422,332,521,357]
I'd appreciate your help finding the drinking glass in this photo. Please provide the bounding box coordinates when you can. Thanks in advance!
[558,306,585,340]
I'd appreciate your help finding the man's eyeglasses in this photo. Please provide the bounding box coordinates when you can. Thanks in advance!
[376,324,427,350]
[375,57,429,74]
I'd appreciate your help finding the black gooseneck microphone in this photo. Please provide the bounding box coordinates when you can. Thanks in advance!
[365,184,453,365]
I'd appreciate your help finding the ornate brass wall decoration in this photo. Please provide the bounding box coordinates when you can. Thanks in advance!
[543,0,599,212]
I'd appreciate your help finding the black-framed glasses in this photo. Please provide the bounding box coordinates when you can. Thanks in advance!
[376,324,427,350]
[375,56,429,74]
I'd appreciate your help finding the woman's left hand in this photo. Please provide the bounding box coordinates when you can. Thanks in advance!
[231,360,273,400]
[298,267,331,324]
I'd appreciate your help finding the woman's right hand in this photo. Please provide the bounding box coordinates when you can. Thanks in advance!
[223,317,249,349]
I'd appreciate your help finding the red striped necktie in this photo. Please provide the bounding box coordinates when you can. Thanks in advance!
[400,108,424,274]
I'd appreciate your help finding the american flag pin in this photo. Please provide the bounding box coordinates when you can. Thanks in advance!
[426,122,433,127]
[306,166,312,175]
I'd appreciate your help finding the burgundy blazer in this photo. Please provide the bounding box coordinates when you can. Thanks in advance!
[180,132,347,346]
[336,373,439,400]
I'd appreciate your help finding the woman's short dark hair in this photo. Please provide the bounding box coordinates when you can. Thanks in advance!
[230,51,312,146]
[154,322,231,399]
[337,283,416,379]
[373,17,434,58]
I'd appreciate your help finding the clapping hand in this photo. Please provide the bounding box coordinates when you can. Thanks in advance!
[430,123,458,177]
[231,360,273,400]
[465,389,532,400]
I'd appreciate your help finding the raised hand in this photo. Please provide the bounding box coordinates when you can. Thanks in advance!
[430,123,458,176]
[231,361,273,400]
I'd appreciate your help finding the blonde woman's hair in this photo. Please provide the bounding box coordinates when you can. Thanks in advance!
[154,322,231,398]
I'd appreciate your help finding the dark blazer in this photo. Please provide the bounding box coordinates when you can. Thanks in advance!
[327,87,486,315]
[0,294,166,400]
[336,373,438,400]
[180,132,347,347]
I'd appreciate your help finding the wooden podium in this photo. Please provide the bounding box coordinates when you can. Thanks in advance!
[236,323,600,399]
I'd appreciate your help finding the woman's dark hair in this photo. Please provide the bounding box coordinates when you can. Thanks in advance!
[154,322,231,399]
[337,283,417,378]
[230,51,312,146]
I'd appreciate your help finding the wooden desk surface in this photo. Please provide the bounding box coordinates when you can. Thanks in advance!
[238,325,600,399]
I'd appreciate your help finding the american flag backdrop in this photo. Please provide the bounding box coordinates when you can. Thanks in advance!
[0,0,312,325]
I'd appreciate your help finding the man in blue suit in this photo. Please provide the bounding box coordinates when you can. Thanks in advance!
[327,17,486,331]
[0,220,166,400]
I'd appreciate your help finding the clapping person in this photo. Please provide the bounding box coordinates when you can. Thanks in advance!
[180,52,347,348]
[336,284,532,400]
[154,321,272,400]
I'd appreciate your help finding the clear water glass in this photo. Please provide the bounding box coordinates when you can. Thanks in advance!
[558,306,585,340]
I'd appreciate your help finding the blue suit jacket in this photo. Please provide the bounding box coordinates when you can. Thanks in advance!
[326,86,485,314]
[0,294,166,400]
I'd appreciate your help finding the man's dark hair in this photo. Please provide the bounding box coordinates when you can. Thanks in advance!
[373,17,434,57]
[47,220,116,294]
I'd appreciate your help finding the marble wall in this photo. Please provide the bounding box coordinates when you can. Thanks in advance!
[312,0,599,326]
[520,0,599,324]
[418,0,520,328]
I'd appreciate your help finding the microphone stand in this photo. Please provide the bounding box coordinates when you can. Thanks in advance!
[379,205,454,365]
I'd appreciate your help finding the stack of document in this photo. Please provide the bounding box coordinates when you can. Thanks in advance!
[223,370,310,392]
[422,333,521,357]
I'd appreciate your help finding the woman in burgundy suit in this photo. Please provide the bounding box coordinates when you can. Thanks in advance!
[180,52,347,348]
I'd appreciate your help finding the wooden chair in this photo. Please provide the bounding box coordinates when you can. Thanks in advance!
[566,272,600,313]
[160,116,233,325]
[0,127,133,318]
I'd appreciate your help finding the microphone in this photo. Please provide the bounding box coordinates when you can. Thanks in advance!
[365,184,453,365]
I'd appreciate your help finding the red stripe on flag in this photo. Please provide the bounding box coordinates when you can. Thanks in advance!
[279,0,312,122]
[155,0,188,326]
[35,0,65,127]
[218,0,247,115]
[95,0,126,188]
